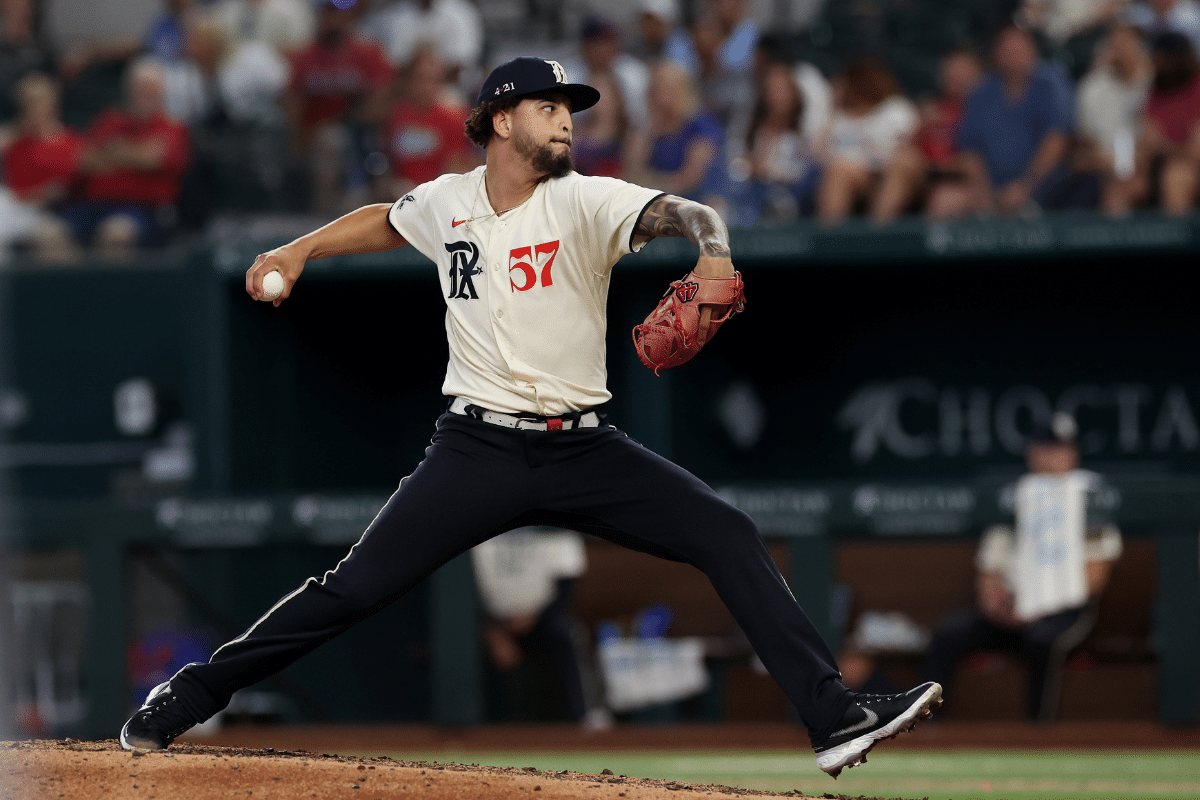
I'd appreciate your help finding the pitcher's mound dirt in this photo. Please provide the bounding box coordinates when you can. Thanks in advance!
[1,740,891,800]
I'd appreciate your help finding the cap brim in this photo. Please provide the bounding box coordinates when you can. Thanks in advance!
[475,81,601,112]
[559,84,601,112]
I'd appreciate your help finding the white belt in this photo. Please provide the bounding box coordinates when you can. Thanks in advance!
[448,397,602,431]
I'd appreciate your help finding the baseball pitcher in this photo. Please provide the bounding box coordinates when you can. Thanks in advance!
[121,57,940,778]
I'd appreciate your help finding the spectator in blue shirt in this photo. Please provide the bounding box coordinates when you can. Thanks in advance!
[664,0,759,76]
[144,0,197,64]
[929,25,1073,218]
[625,60,728,207]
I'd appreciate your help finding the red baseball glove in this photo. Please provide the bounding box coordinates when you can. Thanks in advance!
[632,270,746,374]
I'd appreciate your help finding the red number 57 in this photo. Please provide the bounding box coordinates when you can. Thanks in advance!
[509,240,560,292]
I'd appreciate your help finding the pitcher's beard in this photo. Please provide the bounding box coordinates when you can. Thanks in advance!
[515,130,574,177]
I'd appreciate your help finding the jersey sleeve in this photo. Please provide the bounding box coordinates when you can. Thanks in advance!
[1082,470,1120,528]
[976,524,1015,574]
[386,176,447,260]
[1081,470,1123,561]
[1084,525,1123,562]
[570,175,665,273]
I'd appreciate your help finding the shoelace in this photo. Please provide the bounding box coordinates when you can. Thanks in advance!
[852,689,910,704]
[139,693,194,738]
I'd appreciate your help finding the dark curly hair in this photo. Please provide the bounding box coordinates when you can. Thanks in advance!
[465,92,569,149]
[464,97,522,149]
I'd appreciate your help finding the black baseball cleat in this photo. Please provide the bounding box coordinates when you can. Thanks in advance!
[813,681,942,778]
[119,681,198,751]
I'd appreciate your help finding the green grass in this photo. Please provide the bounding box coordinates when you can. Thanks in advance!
[347,749,1200,800]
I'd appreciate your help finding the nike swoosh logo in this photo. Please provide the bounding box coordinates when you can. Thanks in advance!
[451,218,467,227]
[829,706,879,738]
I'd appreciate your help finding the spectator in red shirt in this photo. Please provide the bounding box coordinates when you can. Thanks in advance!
[1110,31,1200,213]
[63,58,190,253]
[380,47,473,197]
[286,0,392,214]
[2,74,79,204]
[0,73,78,259]
[870,48,983,224]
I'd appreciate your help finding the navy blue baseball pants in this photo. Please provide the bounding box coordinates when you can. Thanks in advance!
[921,605,1089,720]
[172,410,853,740]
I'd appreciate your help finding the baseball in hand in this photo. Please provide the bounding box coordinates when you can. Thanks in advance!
[260,270,285,302]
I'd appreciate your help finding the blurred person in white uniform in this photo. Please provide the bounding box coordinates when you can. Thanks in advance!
[921,414,1123,721]
[472,527,589,721]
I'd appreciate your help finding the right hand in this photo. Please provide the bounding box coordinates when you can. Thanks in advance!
[246,242,308,307]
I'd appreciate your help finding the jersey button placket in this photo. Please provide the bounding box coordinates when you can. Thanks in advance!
[488,226,512,335]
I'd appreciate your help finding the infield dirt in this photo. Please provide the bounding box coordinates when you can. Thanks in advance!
[1,740,889,800]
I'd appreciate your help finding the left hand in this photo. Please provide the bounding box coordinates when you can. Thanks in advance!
[631,266,745,373]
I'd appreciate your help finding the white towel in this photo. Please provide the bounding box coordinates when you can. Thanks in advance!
[1010,471,1094,621]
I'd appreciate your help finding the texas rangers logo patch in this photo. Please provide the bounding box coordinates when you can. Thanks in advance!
[676,282,699,303]
[546,60,567,83]
[445,241,482,300]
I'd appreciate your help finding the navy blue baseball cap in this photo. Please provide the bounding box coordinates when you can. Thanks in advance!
[475,57,600,112]
[1028,412,1078,445]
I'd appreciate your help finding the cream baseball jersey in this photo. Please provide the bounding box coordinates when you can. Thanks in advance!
[387,165,663,415]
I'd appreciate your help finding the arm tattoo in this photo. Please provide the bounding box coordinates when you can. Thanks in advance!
[634,194,731,258]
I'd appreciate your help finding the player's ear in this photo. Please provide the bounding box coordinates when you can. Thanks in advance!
[492,106,513,141]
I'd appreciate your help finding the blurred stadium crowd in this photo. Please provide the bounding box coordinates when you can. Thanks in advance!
[2,0,1200,261]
